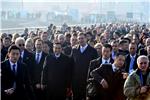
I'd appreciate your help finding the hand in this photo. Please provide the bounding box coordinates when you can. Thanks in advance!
[140,86,148,94]
[35,84,41,89]
[122,72,128,79]
[100,79,109,89]
[4,88,15,95]
[41,84,46,90]
[66,88,73,96]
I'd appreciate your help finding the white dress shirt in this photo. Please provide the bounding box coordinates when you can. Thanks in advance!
[80,44,88,53]
[9,60,17,72]
[102,58,110,64]
[21,50,24,58]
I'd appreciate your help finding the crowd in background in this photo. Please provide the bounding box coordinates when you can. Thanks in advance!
[1,23,150,100]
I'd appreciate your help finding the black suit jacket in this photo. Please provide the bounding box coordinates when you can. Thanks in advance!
[138,48,147,56]
[88,57,114,77]
[31,52,48,85]
[90,64,125,100]
[71,45,98,94]
[43,53,73,98]
[125,54,138,73]
[20,49,34,78]
[21,49,34,63]
[1,59,34,100]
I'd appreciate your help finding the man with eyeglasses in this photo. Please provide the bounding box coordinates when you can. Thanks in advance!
[124,55,150,100]
[15,37,34,78]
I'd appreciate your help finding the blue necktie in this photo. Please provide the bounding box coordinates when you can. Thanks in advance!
[129,57,134,74]
[12,64,16,75]
[36,53,40,64]
[12,64,16,89]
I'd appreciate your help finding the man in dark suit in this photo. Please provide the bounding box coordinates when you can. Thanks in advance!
[111,40,119,60]
[118,40,129,55]
[1,45,34,100]
[63,33,78,56]
[15,37,34,77]
[71,32,98,100]
[89,43,114,76]
[1,38,7,62]
[138,38,150,56]
[2,37,11,52]
[31,39,48,100]
[42,42,73,100]
[40,32,53,53]
[90,53,127,100]
[125,42,138,74]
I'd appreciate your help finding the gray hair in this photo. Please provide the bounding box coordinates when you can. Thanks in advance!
[137,55,149,64]
[15,37,25,45]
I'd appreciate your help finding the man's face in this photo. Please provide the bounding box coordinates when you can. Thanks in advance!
[95,45,102,56]
[146,38,150,46]
[25,42,33,52]
[41,33,48,41]
[53,44,62,55]
[16,40,25,51]
[78,35,87,46]
[129,44,137,55]
[8,49,20,63]
[58,36,65,43]
[138,58,149,72]
[123,43,129,50]
[147,46,150,55]
[71,36,77,46]
[115,55,125,68]
[86,34,92,41]
[111,43,118,52]
[43,43,50,54]
[102,47,111,59]
[3,39,11,47]
[35,40,42,52]
[100,38,107,44]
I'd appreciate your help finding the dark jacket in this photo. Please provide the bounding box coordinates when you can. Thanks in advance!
[31,52,48,85]
[1,59,34,100]
[71,44,98,98]
[125,54,138,73]
[43,53,73,100]
[88,57,114,78]
[90,64,126,100]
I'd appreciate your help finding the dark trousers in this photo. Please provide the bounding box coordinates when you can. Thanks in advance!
[72,88,86,100]
[34,88,46,100]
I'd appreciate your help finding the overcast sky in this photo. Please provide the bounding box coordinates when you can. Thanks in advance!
[1,0,149,2]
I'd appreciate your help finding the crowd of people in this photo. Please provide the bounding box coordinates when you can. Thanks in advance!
[1,23,150,100]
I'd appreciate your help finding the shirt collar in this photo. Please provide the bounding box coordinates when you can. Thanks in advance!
[130,54,136,58]
[9,60,17,70]
[36,51,42,56]
[80,44,88,49]
[9,60,17,66]
[21,50,24,58]
[55,53,61,58]
[102,58,110,64]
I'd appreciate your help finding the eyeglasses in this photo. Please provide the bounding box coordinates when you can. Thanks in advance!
[19,44,25,47]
